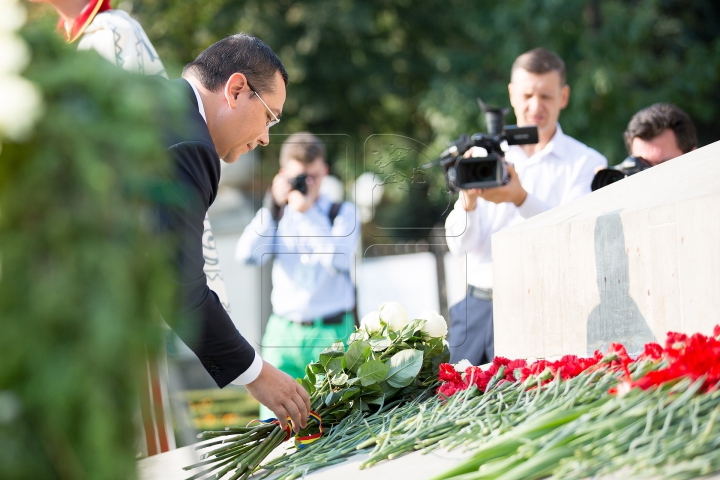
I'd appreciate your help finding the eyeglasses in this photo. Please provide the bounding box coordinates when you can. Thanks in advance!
[249,85,280,128]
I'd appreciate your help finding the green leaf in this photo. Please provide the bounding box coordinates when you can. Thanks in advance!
[379,380,400,398]
[347,329,369,345]
[324,390,342,408]
[369,337,392,352]
[356,360,389,387]
[319,341,345,366]
[344,340,371,373]
[298,377,315,395]
[340,387,361,402]
[327,357,343,376]
[305,365,317,385]
[385,349,424,388]
[308,362,326,374]
[400,318,426,340]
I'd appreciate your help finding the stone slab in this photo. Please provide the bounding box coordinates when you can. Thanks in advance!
[492,141,720,359]
[137,441,472,480]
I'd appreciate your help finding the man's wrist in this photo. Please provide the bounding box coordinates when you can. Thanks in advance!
[513,189,528,207]
[230,352,264,386]
[462,191,477,211]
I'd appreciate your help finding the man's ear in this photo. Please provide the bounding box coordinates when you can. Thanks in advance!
[559,84,570,110]
[224,72,249,107]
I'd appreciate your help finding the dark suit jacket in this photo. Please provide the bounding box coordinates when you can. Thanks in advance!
[160,78,255,388]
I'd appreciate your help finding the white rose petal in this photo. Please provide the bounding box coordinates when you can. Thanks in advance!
[0,0,27,34]
[360,310,382,334]
[0,33,31,75]
[0,75,43,141]
[417,310,448,338]
[379,301,408,331]
[453,359,473,374]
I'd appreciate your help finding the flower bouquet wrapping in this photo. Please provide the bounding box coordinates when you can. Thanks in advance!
[183,302,449,480]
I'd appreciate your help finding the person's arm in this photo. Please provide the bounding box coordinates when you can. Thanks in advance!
[162,141,257,388]
[164,141,309,430]
[324,202,360,274]
[235,191,281,267]
[445,195,487,256]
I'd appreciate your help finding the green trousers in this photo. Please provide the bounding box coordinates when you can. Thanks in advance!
[259,312,355,419]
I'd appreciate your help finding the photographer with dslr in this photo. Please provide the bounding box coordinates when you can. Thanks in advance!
[592,103,697,190]
[236,133,359,416]
[445,48,607,366]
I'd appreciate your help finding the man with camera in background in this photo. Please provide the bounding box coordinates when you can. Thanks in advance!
[445,48,607,366]
[592,103,697,190]
[625,103,697,164]
[236,133,359,417]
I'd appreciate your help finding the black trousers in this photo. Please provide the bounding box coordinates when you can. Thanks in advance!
[448,292,494,366]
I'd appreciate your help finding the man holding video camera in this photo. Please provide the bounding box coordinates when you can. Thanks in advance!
[236,133,359,415]
[445,48,607,366]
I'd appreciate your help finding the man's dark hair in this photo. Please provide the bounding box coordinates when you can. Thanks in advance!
[624,103,697,154]
[183,33,288,94]
[511,48,566,85]
[280,133,326,167]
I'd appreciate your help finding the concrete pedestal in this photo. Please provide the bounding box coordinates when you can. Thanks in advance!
[492,141,720,358]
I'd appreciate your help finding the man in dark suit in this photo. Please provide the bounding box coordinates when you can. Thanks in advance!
[162,33,310,432]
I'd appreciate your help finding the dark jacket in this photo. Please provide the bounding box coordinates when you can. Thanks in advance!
[161,78,255,388]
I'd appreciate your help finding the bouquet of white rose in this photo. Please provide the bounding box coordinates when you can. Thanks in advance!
[184,302,449,480]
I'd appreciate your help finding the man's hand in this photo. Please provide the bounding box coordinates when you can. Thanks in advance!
[287,175,318,213]
[245,361,311,432]
[461,164,527,210]
[271,173,293,206]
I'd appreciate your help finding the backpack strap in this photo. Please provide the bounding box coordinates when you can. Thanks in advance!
[328,202,343,225]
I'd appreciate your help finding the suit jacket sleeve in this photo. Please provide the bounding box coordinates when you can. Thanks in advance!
[162,139,256,388]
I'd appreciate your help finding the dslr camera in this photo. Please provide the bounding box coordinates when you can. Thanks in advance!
[434,99,539,193]
[289,173,308,195]
[591,156,652,191]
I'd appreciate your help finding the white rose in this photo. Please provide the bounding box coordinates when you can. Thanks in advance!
[0,34,30,75]
[418,310,448,338]
[379,301,408,331]
[360,311,382,334]
[0,75,43,141]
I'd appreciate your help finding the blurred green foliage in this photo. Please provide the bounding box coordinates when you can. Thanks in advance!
[28,0,720,240]
[0,26,180,479]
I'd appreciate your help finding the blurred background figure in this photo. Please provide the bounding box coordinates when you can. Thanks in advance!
[444,48,606,366]
[235,133,360,418]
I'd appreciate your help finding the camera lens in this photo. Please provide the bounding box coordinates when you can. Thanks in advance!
[591,169,626,191]
[469,161,495,182]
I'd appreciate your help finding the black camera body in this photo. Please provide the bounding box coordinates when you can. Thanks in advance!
[591,156,652,191]
[436,99,539,193]
[289,173,308,195]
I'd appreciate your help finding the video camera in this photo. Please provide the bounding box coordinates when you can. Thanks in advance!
[431,99,539,193]
[591,156,652,191]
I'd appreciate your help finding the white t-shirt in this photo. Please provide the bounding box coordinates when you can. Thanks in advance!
[445,124,607,290]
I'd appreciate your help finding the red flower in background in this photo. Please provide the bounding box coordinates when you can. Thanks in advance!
[439,363,462,385]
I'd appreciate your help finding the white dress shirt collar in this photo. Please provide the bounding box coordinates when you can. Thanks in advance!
[513,123,566,166]
[187,80,207,123]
